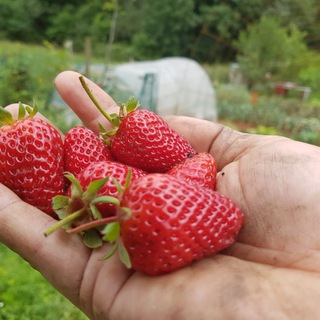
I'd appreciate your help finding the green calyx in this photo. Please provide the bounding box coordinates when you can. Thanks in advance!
[0,101,38,127]
[44,170,133,268]
[44,173,115,237]
[79,75,139,144]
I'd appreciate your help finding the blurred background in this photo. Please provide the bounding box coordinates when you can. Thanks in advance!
[0,0,319,319]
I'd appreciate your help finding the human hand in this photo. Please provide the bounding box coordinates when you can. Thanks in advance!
[1,71,320,319]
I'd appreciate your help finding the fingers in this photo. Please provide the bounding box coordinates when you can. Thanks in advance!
[54,71,119,134]
[0,184,90,306]
[164,115,263,171]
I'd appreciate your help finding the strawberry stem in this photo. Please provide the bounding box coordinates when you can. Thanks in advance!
[66,216,118,235]
[79,76,115,125]
[44,207,87,237]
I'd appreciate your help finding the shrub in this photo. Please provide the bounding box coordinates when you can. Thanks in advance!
[0,54,35,106]
[0,41,71,107]
[216,84,320,145]
[234,16,308,88]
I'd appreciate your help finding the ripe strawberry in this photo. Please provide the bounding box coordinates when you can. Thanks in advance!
[0,103,64,216]
[44,161,147,242]
[118,173,244,275]
[76,161,147,217]
[64,126,114,180]
[167,152,217,189]
[109,108,196,173]
[79,76,196,173]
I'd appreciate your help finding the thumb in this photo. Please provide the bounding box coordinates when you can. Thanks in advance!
[164,115,259,170]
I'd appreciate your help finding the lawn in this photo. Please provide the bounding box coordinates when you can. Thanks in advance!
[0,243,88,320]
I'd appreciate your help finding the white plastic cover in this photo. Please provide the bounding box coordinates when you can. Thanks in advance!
[105,57,217,121]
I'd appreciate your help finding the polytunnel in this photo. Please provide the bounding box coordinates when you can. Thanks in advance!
[102,57,217,121]
[47,57,217,127]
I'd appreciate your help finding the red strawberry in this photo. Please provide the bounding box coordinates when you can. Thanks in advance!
[44,161,147,242]
[109,108,196,172]
[0,103,64,216]
[76,161,147,217]
[79,76,196,173]
[118,173,244,275]
[167,152,217,189]
[64,126,114,179]
[64,173,244,275]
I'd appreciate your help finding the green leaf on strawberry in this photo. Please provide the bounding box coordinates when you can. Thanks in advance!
[101,223,132,269]
[44,173,110,236]
[83,229,103,249]
[102,221,120,242]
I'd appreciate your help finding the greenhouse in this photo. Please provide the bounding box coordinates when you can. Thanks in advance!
[102,57,217,121]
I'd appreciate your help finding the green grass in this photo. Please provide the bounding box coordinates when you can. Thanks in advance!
[0,243,88,320]
[0,40,74,105]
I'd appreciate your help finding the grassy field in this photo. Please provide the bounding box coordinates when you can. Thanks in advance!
[0,243,88,320]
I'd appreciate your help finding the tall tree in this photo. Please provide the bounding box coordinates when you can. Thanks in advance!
[0,0,44,42]
[264,0,320,50]
[191,0,271,62]
[234,16,308,88]
[130,0,198,59]
[46,0,112,51]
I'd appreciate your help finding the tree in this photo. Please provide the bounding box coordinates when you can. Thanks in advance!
[234,16,308,88]
[131,0,198,59]
[191,0,271,62]
[46,0,112,51]
[0,0,44,42]
[264,0,320,49]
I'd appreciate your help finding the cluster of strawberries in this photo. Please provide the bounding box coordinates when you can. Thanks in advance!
[0,76,244,276]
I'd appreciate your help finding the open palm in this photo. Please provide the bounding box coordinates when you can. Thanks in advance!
[1,71,320,320]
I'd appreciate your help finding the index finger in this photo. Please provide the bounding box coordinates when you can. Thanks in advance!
[54,70,119,134]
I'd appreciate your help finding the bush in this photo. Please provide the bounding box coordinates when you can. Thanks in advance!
[0,41,71,107]
[234,16,308,88]
[202,63,231,86]
[0,54,35,106]
[298,52,320,100]
[216,84,320,145]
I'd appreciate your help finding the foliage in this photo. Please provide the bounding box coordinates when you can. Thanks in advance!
[296,51,320,99]
[131,0,198,60]
[0,55,35,106]
[234,16,308,88]
[0,40,71,107]
[202,63,231,86]
[0,0,44,42]
[192,0,270,62]
[0,243,88,320]
[263,0,320,49]
[46,0,112,52]
[1,0,319,63]
[216,84,320,145]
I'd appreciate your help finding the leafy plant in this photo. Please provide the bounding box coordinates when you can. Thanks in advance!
[216,84,320,146]
[234,16,308,88]
[0,40,74,130]
[0,54,35,106]
[0,243,88,320]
